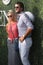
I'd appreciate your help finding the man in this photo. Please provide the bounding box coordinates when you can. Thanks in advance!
[15,2,34,65]
[15,2,24,21]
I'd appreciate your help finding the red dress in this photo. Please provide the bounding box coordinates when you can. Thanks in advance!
[6,21,18,40]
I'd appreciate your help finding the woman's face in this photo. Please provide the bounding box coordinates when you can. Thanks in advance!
[7,12,14,22]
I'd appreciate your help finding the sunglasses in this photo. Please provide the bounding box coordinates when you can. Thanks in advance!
[7,15,12,18]
[15,6,19,8]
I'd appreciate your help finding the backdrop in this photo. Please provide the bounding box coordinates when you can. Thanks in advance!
[0,0,43,65]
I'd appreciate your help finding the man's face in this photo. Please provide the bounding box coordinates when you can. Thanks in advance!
[15,4,22,13]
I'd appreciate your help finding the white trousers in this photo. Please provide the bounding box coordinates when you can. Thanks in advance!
[19,37,32,65]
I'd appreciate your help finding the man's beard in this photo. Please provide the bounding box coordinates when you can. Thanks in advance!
[16,11,21,14]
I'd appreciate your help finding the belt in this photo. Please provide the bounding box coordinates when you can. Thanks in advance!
[8,38,12,40]
[8,38,18,40]
[19,35,31,39]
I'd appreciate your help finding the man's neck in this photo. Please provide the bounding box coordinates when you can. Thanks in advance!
[16,11,24,14]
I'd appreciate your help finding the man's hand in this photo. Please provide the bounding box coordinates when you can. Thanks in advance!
[19,35,25,42]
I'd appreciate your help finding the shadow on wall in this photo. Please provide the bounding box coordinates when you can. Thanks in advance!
[29,6,43,65]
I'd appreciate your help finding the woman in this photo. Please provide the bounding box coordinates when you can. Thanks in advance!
[6,10,19,65]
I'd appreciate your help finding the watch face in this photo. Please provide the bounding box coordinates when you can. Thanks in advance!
[2,0,11,5]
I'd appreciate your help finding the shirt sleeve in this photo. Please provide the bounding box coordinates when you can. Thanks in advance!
[21,14,34,30]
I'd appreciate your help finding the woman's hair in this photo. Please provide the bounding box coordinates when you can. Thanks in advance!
[7,10,15,15]
[7,10,17,21]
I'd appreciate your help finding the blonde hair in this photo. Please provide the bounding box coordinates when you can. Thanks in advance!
[7,10,17,21]
[7,10,15,15]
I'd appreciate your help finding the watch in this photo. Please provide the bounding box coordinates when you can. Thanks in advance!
[2,0,11,5]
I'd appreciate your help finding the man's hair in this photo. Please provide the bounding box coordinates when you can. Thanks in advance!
[16,2,24,11]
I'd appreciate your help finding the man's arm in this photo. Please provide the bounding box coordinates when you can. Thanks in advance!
[19,14,34,42]
[19,28,33,42]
